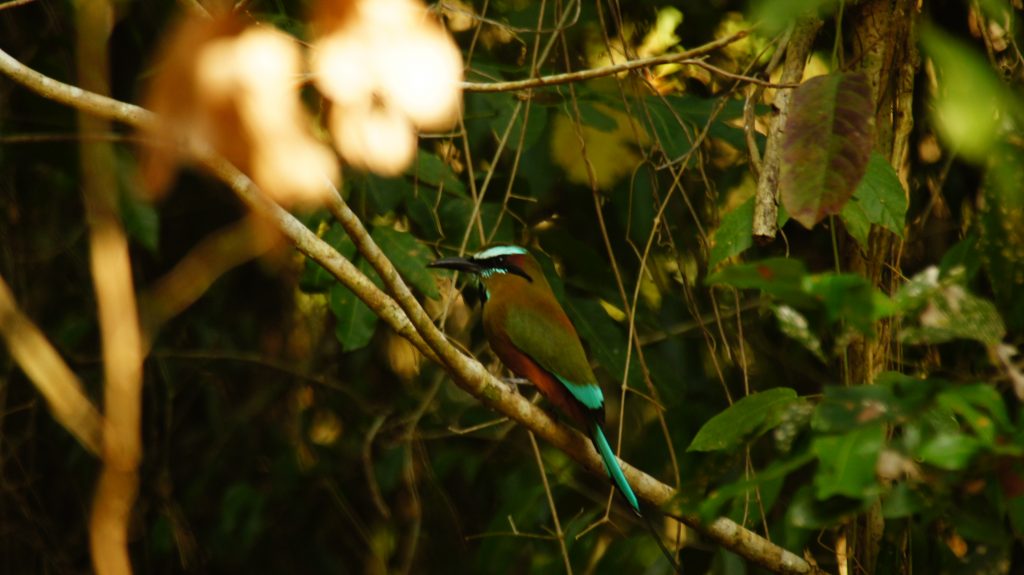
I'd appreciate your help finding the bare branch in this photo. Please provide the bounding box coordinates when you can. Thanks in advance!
[752,18,822,241]
[462,29,751,93]
[75,3,143,573]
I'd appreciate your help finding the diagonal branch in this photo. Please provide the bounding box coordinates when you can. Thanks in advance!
[0,274,104,455]
[0,46,813,575]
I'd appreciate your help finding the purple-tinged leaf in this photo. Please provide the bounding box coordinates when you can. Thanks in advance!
[781,72,875,229]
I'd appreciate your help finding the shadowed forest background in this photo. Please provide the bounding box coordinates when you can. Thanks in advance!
[1,0,1024,573]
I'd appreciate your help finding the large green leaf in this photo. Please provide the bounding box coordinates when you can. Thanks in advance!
[780,72,875,229]
[921,26,1012,161]
[709,196,755,270]
[707,258,810,306]
[812,424,884,499]
[917,432,981,471]
[900,287,1005,346]
[840,152,907,250]
[801,273,892,335]
[371,226,439,299]
[688,388,801,452]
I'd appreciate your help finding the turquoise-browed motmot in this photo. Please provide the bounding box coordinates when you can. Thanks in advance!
[428,245,641,512]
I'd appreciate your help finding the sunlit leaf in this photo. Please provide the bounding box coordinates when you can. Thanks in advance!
[688,388,801,452]
[753,0,839,33]
[812,424,884,499]
[780,72,875,229]
[921,26,1010,161]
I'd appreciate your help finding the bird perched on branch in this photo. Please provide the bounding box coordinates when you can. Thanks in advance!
[429,245,678,570]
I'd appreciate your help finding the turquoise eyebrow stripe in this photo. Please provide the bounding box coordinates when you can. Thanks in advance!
[556,375,604,409]
[473,245,528,259]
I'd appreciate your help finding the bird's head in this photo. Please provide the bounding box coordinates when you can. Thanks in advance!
[428,245,542,301]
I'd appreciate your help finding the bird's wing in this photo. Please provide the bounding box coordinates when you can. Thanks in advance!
[504,303,604,410]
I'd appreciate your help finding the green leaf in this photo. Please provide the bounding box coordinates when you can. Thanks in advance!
[709,196,755,269]
[978,141,1024,331]
[780,72,875,229]
[812,385,897,433]
[917,432,981,471]
[329,268,378,352]
[577,101,617,133]
[900,286,1005,346]
[120,191,160,253]
[370,226,439,298]
[801,273,891,335]
[753,0,840,33]
[772,304,826,361]
[688,388,801,452]
[936,384,1012,443]
[646,93,751,155]
[493,95,548,150]
[408,149,465,195]
[852,152,907,236]
[707,258,811,306]
[940,235,981,281]
[921,25,1014,161]
[812,424,884,499]
[300,223,356,293]
[786,484,868,529]
[840,195,871,251]
[698,450,815,520]
[881,482,926,519]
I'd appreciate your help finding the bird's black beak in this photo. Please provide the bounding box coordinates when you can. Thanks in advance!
[427,256,482,275]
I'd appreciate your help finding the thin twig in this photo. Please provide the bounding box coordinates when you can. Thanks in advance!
[529,432,574,575]
[462,29,751,92]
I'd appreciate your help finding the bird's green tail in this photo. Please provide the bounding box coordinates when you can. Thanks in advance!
[592,424,682,573]
[591,424,640,513]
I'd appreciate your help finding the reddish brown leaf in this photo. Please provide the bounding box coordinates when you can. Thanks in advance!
[780,72,875,229]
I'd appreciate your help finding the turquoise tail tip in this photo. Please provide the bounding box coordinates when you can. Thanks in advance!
[592,425,640,513]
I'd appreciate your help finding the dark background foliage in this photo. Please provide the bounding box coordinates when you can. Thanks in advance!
[1,0,1023,573]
